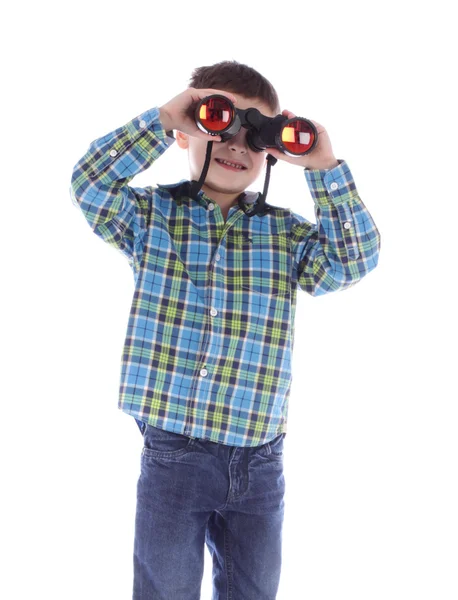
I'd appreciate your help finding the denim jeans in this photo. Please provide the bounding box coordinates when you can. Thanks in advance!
[132,418,286,600]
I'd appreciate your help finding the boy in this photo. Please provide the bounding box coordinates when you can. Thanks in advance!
[70,60,380,600]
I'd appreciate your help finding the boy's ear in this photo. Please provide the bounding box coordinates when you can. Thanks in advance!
[175,131,189,149]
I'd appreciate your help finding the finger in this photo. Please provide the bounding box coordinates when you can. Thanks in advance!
[282,109,296,118]
[266,147,280,156]
[199,88,237,104]
[197,132,222,142]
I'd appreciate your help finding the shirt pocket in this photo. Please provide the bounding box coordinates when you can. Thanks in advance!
[229,232,292,297]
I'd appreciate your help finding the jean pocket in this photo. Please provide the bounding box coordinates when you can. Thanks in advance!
[142,424,194,458]
[255,433,285,459]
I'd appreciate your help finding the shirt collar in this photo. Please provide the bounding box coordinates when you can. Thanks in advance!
[156,180,260,212]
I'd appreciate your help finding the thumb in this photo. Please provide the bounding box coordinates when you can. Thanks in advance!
[266,147,281,157]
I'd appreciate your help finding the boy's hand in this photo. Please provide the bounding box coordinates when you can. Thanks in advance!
[159,88,238,142]
[265,109,339,170]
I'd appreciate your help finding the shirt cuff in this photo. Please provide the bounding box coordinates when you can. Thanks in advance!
[125,106,176,147]
[304,159,358,207]
[87,106,173,181]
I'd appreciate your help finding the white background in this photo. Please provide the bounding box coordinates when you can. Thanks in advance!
[1,0,457,598]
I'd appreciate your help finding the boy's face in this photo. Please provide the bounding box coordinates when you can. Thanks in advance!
[176,92,277,203]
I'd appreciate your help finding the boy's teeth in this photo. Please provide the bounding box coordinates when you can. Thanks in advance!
[217,159,244,169]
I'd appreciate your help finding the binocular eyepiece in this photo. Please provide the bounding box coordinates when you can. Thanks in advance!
[193,94,318,157]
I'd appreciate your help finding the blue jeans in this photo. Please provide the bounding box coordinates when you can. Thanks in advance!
[132,418,286,600]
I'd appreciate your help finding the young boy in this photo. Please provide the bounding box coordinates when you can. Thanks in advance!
[70,60,380,600]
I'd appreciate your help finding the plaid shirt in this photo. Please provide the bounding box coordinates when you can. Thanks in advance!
[70,105,380,447]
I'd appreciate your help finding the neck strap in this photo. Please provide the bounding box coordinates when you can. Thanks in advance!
[189,141,277,217]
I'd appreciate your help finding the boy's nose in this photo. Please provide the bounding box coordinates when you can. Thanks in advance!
[227,129,248,152]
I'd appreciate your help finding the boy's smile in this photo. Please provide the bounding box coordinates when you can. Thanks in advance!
[176,93,277,213]
[214,157,248,171]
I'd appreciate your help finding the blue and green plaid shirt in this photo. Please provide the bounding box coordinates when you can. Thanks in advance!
[70,105,380,447]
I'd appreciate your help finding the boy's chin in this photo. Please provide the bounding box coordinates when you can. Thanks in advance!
[203,179,245,195]
[205,176,250,194]
[204,170,257,192]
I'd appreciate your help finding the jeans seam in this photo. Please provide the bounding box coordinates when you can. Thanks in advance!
[224,523,233,600]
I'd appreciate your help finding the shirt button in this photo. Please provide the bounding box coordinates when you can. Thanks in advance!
[343,221,352,229]
[139,119,147,128]
[200,368,208,377]
[215,253,221,261]
[210,308,218,317]
[208,203,215,211]
[330,182,339,190]
[109,149,118,157]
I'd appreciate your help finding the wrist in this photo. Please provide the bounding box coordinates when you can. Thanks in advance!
[318,157,339,170]
[306,157,339,170]
[323,158,339,169]
[159,106,174,133]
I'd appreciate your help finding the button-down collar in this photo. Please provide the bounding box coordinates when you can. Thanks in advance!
[157,180,260,213]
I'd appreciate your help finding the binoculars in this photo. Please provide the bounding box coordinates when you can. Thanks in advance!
[192,94,318,157]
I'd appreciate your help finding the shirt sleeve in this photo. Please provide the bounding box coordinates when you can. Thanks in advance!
[289,159,381,296]
[69,106,175,267]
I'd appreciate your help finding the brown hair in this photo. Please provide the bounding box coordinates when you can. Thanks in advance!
[188,59,281,115]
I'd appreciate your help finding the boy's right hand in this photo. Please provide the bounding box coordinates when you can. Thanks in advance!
[159,88,238,142]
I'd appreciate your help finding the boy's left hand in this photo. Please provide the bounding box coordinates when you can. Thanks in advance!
[266,109,339,170]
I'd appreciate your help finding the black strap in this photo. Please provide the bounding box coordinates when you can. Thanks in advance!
[189,141,277,217]
[189,141,214,198]
[249,154,277,217]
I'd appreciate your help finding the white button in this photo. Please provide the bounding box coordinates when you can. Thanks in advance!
[210,308,218,316]
[330,182,339,190]
[200,368,208,377]
[208,203,215,211]
[109,149,118,157]
[343,221,352,229]
[139,120,146,128]
[215,253,221,261]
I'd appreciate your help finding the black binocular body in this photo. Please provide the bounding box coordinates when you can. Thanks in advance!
[193,94,318,157]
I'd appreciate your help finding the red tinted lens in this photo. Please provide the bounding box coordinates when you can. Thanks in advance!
[198,96,234,132]
[281,119,316,154]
